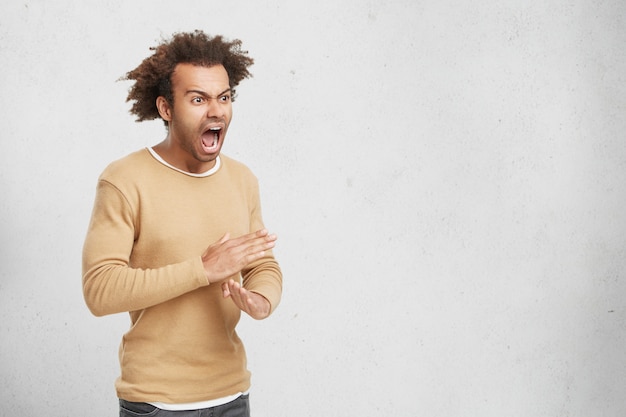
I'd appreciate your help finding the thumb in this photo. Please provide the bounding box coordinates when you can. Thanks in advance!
[218,232,230,244]
[203,232,231,258]
[222,281,231,298]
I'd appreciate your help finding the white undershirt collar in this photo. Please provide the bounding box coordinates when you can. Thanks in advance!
[147,147,221,178]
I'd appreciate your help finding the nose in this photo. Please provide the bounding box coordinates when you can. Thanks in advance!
[206,97,225,118]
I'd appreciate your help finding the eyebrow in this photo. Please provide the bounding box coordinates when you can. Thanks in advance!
[185,88,232,98]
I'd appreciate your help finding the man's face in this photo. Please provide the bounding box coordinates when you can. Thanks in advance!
[159,63,233,173]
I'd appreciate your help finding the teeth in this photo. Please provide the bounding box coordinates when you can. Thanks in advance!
[206,127,220,144]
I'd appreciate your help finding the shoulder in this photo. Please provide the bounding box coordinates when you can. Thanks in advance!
[219,154,257,182]
[99,148,152,182]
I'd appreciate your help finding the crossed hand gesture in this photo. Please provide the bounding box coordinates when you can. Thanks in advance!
[202,229,277,319]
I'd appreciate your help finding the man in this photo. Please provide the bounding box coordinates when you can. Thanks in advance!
[82,31,282,417]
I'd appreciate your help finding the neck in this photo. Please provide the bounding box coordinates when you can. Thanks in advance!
[152,138,217,174]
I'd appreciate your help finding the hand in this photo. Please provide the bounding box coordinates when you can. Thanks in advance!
[202,229,277,284]
[222,279,271,320]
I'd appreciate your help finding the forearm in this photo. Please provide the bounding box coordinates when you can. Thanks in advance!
[81,179,210,316]
[242,254,282,315]
[82,257,208,317]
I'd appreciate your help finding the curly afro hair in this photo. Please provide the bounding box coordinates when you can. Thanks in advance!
[121,31,254,124]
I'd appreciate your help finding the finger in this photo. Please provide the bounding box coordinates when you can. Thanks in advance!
[230,281,250,314]
[203,232,277,284]
[238,287,259,311]
[228,229,266,244]
[229,229,276,247]
[240,290,270,319]
[241,287,256,310]
[246,235,277,255]
[218,232,230,244]
[227,235,277,265]
[238,287,258,316]
[226,280,244,307]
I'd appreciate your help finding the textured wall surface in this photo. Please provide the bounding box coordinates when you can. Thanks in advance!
[1,1,625,416]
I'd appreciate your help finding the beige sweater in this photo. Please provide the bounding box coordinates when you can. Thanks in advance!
[82,149,282,403]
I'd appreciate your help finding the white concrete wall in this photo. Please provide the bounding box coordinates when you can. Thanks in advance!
[1,1,625,416]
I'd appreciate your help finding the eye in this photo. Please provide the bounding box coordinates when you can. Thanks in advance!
[219,94,231,103]
[192,96,204,104]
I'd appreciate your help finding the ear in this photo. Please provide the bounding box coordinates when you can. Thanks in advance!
[156,96,172,122]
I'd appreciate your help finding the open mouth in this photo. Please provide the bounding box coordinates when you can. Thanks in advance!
[201,126,222,153]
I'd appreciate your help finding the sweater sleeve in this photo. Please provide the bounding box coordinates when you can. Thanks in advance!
[82,180,208,317]
[241,176,283,314]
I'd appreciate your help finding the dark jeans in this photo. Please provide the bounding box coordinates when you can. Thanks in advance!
[119,394,250,417]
